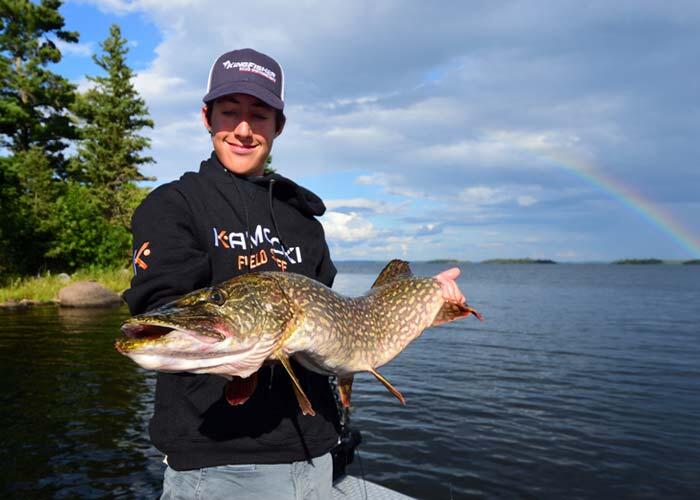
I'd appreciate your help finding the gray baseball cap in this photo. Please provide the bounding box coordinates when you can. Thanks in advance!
[203,48,284,111]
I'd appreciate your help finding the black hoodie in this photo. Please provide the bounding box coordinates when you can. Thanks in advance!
[123,153,340,470]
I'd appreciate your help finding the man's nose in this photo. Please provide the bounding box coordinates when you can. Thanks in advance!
[234,119,253,138]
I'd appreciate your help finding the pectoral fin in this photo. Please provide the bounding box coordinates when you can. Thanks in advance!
[224,372,258,406]
[368,367,406,405]
[275,352,316,416]
[432,301,483,326]
[338,375,354,408]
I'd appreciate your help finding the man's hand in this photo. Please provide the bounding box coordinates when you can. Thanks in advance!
[434,267,466,304]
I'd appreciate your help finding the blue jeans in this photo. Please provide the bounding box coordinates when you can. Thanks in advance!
[160,452,332,500]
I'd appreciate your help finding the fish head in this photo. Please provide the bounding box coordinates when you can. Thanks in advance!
[115,273,295,377]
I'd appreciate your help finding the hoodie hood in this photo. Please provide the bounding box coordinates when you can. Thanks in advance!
[199,153,326,217]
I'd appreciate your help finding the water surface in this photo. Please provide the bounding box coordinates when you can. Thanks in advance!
[1,263,699,498]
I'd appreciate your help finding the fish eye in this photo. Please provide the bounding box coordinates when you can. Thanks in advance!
[208,289,226,305]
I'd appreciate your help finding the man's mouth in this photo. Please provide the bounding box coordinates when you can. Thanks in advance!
[227,142,257,154]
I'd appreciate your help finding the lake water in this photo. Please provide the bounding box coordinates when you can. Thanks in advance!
[1,263,699,499]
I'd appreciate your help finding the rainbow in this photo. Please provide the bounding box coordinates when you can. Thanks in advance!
[533,148,700,258]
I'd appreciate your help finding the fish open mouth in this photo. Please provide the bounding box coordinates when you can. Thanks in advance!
[121,323,174,340]
[119,320,225,345]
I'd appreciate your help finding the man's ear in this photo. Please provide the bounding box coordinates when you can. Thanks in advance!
[201,105,213,134]
[275,114,286,138]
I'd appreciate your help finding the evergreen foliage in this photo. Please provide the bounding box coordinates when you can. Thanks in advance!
[1,148,59,273]
[264,154,276,175]
[52,23,154,269]
[43,182,132,269]
[0,10,153,274]
[72,24,153,193]
[0,0,78,168]
[71,24,152,230]
[0,0,78,274]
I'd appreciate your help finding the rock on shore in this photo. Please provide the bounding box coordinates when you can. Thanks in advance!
[58,281,123,308]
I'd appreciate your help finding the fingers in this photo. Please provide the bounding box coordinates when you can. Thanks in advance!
[434,267,466,304]
[434,267,460,281]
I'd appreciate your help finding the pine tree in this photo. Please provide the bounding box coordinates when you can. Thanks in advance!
[72,23,154,230]
[47,23,154,270]
[264,154,276,175]
[0,0,78,167]
[0,0,78,274]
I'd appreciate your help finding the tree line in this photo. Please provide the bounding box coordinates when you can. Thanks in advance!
[0,0,153,277]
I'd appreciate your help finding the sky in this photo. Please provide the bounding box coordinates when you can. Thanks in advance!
[53,0,700,262]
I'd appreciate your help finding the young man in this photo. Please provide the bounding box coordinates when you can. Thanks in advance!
[123,48,467,499]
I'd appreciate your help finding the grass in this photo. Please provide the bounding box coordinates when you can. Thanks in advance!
[0,267,132,303]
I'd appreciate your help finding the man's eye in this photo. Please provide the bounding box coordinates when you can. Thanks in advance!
[253,114,270,120]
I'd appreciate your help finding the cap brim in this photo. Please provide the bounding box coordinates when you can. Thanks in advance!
[203,81,284,111]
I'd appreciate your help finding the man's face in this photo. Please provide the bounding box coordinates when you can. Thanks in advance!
[203,93,281,176]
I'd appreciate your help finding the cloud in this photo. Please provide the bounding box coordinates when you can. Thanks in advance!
[324,198,407,215]
[132,73,192,104]
[517,195,537,207]
[354,173,429,199]
[82,0,141,14]
[321,211,376,243]
[74,0,700,260]
[355,175,379,186]
[54,39,94,57]
[74,76,95,93]
[83,0,197,15]
[458,185,541,209]
[321,125,403,147]
[556,250,578,259]
[459,186,508,205]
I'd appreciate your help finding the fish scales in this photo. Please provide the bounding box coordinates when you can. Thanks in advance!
[275,272,444,373]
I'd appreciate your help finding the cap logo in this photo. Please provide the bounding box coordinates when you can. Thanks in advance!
[221,60,276,83]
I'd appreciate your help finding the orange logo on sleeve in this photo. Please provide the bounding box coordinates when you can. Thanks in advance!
[134,241,151,271]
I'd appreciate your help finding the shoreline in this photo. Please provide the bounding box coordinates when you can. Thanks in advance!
[0,298,127,309]
[3,259,699,308]
[0,268,131,309]
[0,299,58,309]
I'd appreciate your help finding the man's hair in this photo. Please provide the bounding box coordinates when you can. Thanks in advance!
[204,101,285,133]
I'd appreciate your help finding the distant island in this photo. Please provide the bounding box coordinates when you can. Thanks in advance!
[613,259,664,265]
[481,258,557,264]
[425,259,464,264]
[334,258,699,266]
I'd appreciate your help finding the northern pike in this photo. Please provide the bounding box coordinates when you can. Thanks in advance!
[115,260,482,415]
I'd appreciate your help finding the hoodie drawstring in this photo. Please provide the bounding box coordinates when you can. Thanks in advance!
[268,179,288,256]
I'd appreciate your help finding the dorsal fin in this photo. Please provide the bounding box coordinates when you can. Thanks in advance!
[371,259,413,288]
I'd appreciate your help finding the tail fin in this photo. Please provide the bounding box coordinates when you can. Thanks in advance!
[432,301,483,326]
